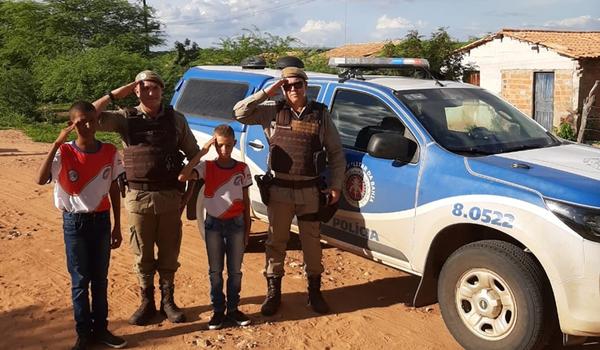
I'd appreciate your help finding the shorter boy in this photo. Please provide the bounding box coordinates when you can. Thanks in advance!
[36,101,127,350]
[179,124,252,330]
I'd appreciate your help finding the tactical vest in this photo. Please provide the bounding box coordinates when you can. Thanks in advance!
[122,106,184,189]
[269,101,325,176]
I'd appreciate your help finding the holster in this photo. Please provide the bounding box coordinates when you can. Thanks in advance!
[117,173,128,198]
[298,177,339,223]
[254,172,274,206]
[186,179,204,221]
[313,150,326,175]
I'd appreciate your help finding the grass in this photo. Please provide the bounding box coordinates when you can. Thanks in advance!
[20,122,122,146]
[1,107,122,147]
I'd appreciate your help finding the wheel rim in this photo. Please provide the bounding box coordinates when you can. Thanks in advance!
[455,268,517,340]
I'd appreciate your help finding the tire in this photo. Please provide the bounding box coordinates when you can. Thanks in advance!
[438,240,551,350]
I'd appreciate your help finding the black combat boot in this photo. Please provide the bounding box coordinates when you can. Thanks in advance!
[307,275,329,314]
[260,276,282,316]
[160,283,186,323]
[128,286,157,325]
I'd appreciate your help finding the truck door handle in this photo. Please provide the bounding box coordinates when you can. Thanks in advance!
[248,140,264,150]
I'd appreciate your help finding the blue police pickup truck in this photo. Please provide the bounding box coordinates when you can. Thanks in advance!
[171,57,600,350]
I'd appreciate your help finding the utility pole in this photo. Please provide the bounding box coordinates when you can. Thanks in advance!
[344,0,348,44]
[142,0,149,54]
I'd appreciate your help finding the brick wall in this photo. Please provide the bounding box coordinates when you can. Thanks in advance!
[553,70,575,126]
[501,69,575,127]
[501,70,533,117]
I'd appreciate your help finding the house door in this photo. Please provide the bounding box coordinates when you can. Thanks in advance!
[533,72,554,130]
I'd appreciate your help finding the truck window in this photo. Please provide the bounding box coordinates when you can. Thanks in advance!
[330,89,406,151]
[175,79,249,121]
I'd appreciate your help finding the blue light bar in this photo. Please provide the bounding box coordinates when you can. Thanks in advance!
[328,57,430,69]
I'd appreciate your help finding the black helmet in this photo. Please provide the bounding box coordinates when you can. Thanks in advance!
[241,56,267,69]
[275,56,304,69]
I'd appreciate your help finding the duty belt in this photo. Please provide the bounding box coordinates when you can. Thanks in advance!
[272,177,320,189]
[128,181,181,191]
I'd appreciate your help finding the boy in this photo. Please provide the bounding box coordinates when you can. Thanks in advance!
[36,101,127,350]
[178,124,252,330]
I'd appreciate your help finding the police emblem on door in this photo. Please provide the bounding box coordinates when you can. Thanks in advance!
[343,162,375,208]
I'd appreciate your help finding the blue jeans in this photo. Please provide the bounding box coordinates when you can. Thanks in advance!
[204,214,245,313]
[63,211,111,336]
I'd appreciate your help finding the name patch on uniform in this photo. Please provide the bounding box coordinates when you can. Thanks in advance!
[291,120,319,134]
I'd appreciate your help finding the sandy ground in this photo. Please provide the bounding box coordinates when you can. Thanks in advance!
[0,129,594,350]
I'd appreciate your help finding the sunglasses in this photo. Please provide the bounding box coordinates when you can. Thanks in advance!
[282,81,305,91]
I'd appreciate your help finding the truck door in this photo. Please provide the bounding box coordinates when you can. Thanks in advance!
[320,85,422,268]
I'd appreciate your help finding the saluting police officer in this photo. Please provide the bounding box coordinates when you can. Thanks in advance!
[93,71,199,325]
[233,65,346,315]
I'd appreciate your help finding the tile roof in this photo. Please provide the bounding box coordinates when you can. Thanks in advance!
[323,42,392,58]
[458,29,600,59]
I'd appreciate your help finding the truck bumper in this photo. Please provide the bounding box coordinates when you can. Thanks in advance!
[557,240,600,337]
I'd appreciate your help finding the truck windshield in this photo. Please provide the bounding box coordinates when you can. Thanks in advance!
[395,88,560,155]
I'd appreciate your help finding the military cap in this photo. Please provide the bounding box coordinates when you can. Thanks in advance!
[135,70,165,88]
[281,66,308,81]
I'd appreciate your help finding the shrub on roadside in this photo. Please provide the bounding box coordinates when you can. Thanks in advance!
[0,68,38,122]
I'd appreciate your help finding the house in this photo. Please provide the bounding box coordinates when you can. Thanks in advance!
[323,41,394,58]
[456,29,600,138]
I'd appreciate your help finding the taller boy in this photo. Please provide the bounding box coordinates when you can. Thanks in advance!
[36,101,126,350]
[233,66,346,315]
[93,71,199,325]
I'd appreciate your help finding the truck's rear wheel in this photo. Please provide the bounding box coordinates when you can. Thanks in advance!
[438,240,550,350]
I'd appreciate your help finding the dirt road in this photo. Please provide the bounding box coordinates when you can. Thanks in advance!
[0,129,590,350]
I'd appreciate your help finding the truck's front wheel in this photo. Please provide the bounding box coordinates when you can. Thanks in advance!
[438,240,551,350]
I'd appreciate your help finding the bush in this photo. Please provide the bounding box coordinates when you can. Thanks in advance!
[33,46,148,104]
[0,68,38,121]
[556,122,576,141]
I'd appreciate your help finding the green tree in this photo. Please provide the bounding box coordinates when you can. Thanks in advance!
[382,28,470,80]
[0,1,59,69]
[46,0,164,53]
[211,27,299,65]
[0,0,163,70]
[33,46,148,103]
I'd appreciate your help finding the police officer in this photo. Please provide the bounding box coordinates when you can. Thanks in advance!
[233,66,346,315]
[92,71,199,325]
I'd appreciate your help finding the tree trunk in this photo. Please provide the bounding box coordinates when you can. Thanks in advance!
[578,80,599,143]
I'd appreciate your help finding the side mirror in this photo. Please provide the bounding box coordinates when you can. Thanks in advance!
[367,132,417,162]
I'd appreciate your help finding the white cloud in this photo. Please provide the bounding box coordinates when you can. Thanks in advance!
[297,19,343,47]
[151,0,300,48]
[376,15,413,30]
[543,15,600,30]
[300,20,342,33]
[371,15,426,41]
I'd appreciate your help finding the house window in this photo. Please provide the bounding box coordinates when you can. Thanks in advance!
[463,71,480,86]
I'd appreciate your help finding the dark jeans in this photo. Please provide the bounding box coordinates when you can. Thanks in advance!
[204,214,245,313]
[63,211,111,336]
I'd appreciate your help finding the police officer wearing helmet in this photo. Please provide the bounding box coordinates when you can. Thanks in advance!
[233,65,346,315]
[93,70,199,325]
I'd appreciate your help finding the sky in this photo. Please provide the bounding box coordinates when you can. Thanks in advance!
[141,0,600,50]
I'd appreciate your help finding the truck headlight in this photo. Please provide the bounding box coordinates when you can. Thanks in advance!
[545,198,600,243]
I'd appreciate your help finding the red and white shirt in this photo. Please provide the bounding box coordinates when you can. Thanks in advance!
[194,160,252,219]
[50,141,124,213]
